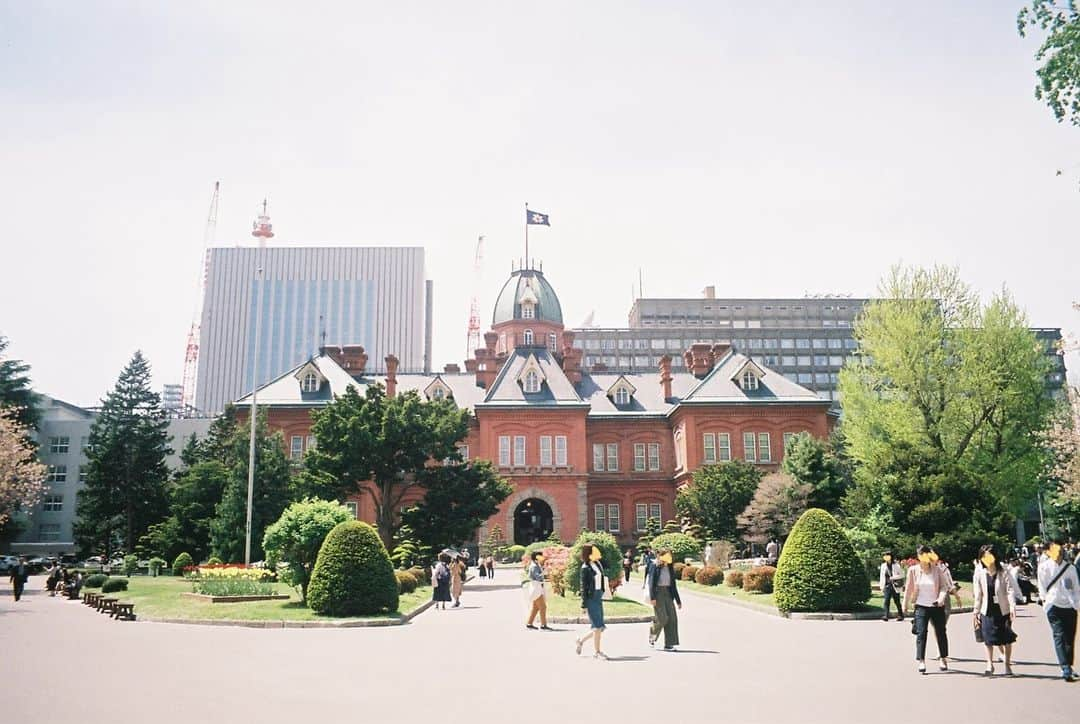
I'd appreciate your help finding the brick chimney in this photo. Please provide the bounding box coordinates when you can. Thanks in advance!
[443,363,461,374]
[659,354,673,401]
[464,358,478,373]
[384,354,399,396]
[320,344,368,373]
[687,343,714,379]
[560,330,583,384]
[484,331,498,353]
[710,343,731,364]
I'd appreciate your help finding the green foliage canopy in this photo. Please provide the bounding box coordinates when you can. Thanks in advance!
[675,460,761,540]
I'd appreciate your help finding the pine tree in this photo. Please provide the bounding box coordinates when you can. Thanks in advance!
[74,352,172,556]
[0,335,40,430]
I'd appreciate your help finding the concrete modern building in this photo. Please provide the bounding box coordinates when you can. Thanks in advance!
[9,397,213,555]
[195,246,431,414]
[573,291,1068,404]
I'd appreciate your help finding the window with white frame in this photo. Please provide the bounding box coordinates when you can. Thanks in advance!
[39,523,60,541]
[606,443,619,471]
[674,428,685,469]
[540,436,553,467]
[498,436,511,466]
[718,433,731,461]
[635,503,648,531]
[783,432,796,452]
[456,444,469,461]
[614,387,630,405]
[49,436,70,454]
[301,372,319,393]
[522,303,535,319]
[650,503,661,523]
[78,465,87,483]
[555,435,567,466]
[290,436,304,460]
[593,443,605,471]
[345,501,358,519]
[607,504,620,532]
[43,495,63,512]
[758,432,772,462]
[523,329,534,345]
[741,370,759,391]
[306,435,316,452]
[743,432,757,462]
[594,504,607,531]
[524,370,541,393]
[47,465,66,483]
[80,436,91,453]
[549,333,558,352]
[432,386,445,400]
[648,442,660,471]
[513,435,526,466]
[703,433,716,463]
[634,443,646,471]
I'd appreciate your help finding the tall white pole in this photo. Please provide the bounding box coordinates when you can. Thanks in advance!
[245,253,264,565]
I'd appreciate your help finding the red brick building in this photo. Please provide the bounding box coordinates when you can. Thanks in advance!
[238,266,834,546]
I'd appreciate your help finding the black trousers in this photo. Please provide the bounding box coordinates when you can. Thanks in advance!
[914,604,948,661]
[624,566,632,582]
[882,586,903,618]
[1047,605,1078,672]
[12,581,24,601]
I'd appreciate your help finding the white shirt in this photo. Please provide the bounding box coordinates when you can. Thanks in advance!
[1038,558,1080,611]
[589,562,604,592]
[915,571,938,607]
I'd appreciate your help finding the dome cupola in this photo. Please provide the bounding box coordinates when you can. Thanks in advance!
[492,268,563,326]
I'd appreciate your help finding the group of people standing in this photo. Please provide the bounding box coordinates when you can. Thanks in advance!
[431,551,468,610]
[881,539,1080,681]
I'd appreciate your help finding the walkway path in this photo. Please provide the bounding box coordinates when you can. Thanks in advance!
[2,575,1076,723]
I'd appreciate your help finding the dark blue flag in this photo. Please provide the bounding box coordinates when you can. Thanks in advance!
[526,210,550,226]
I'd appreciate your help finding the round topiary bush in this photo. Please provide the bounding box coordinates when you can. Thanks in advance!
[743,566,776,593]
[681,564,700,581]
[563,530,623,594]
[101,577,129,593]
[307,521,399,616]
[504,544,527,563]
[407,566,426,585]
[172,552,194,577]
[206,556,223,566]
[725,570,744,588]
[773,508,871,612]
[395,570,417,594]
[650,532,700,563]
[84,573,108,589]
[673,562,686,579]
[695,566,724,586]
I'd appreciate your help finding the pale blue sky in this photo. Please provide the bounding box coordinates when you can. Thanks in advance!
[1,1,1076,405]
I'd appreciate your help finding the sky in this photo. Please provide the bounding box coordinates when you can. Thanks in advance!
[1,1,1077,407]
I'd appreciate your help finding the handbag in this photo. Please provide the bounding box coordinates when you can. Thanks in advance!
[973,615,984,643]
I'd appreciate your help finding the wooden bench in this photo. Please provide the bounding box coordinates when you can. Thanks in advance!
[98,597,118,614]
[84,592,101,607]
[111,603,136,621]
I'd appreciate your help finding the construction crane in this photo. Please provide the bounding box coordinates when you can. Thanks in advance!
[180,181,220,412]
[465,235,484,358]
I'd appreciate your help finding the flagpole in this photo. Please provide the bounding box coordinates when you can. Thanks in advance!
[524,202,529,268]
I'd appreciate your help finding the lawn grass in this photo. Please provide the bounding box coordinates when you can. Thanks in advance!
[91,576,431,622]
[542,591,652,618]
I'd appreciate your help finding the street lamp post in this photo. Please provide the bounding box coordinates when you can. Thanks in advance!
[246,200,274,565]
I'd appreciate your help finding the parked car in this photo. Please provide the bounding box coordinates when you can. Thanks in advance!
[0,555,19,572]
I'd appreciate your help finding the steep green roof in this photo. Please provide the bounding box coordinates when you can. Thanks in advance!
[492,269,563,325]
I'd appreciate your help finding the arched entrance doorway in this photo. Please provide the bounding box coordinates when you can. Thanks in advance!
[514,498,554,545]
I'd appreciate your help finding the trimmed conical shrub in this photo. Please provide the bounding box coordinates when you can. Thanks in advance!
[773,508,870,613]
[307,520,399,616]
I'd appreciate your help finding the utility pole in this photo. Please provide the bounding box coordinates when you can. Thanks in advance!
[246,199,274,565]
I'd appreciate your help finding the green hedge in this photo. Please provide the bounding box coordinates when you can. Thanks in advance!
[101,578,129,593]
[84,573,108,589]
[773,508,870,612]
[172,552,194,578]
[563,530,623,594]
[395,570,418,594]
[695,566,724,586]
[649,532,700,563]
[307,521,399,616]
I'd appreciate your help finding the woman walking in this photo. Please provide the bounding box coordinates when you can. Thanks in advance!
[904,545,951,674]
[574,545,608,659]
[525,551,551,630]
[485,555,494,579]
[973,544,1018,676]
[432,553,453,611]
[623,549,633,583]
[648,548,682,650]
[478,555,488,579]
[450,555,465,608]
[880,551,904,622]
[1037,537,1080,682]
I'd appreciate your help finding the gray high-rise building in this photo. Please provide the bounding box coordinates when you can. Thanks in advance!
[195,246,431,413]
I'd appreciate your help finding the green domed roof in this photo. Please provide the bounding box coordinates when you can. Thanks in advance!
[492,269,563,326]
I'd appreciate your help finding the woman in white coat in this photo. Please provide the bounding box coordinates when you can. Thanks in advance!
[972,543,1019,676]
[879,551,904,622]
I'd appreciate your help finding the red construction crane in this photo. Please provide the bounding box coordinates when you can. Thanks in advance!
[465,235,484,358]
[180,181,220,412]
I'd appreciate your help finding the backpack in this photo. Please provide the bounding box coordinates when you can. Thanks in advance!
[436,564,450,584]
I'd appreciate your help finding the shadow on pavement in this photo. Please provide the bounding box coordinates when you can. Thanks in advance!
[603,655,649,662]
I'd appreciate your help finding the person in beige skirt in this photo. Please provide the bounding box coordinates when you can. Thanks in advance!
[451,555,465,608]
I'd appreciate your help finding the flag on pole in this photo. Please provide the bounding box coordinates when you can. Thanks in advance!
[526,210,550,226]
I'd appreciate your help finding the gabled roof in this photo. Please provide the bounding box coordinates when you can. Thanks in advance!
[605,375,637,398]
[682,351,825,404]
[479,347,586,407]
[579,373,698,416]
[730,358,766,382]
[423,375,453,401]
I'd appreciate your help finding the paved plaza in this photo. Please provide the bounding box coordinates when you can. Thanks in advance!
[2,574,1077,724]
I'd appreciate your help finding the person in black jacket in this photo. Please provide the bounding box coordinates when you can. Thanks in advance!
[9,556,28,601]
[574,545,609,659]
[648,548,682,650]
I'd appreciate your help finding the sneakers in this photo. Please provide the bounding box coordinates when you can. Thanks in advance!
[917,661,926,675]
[1063,669,1078,683]
[593,651,609,660]
[648,635,657,647]
[540,625,553,631]
[525,624,537,630]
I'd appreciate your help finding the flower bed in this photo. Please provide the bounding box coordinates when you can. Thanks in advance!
[189,564,276,597]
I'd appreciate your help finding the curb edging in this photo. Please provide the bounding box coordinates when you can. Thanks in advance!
[141,599,435,629]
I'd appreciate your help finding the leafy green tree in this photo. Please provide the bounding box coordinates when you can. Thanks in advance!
[842,505,902,579]
[263,498,353,601]
[199,404,240,464]
[0,335,40,430]
[399,460,512,552]
[139,460,230,562]
[390,523,429,569]
[1019,2,1080,126]
[637,516,662,549]
[302,385,470,545]
[484,524,506,559]
[675,460,762,540]
[782,432,851,513]
[737,472,812,544]
[209,413,292,562]
[74,352,172,556]
[839,266,1055,517]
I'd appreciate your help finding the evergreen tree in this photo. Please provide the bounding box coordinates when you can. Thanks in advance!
[399,460,513,552]
[675,460,761,540]
[209,412,292,562]
[74,352,171,556]
[0,335,40,430]
[781,432,851,513]
[200,404,239,464]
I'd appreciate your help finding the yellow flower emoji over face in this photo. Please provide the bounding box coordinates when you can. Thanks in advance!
[918,553,932,564]
[660,553,673,565]
[537,554,545,564]
[882,555,892,563]
[980,553,995,568]
[1048,543,1062,561]
[928,551,939,563]
[589,546,602,563]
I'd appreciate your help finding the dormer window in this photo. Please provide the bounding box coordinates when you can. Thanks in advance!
[606,375,637,407]
[516,353,545,393]
[548,333,558,352]
[741,370,759,391]
[424,377,453,402]
[523,329,534,345]
[432,386,445,400]
[731,358,765,392]
[302,373,319,392]
[615,387,630,405]
[522,303,535,319]
[294,362,327,393]
[524,370,541,393]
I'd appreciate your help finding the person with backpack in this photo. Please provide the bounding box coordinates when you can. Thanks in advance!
[1037,537,1080,682]
[432,553,453,610]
